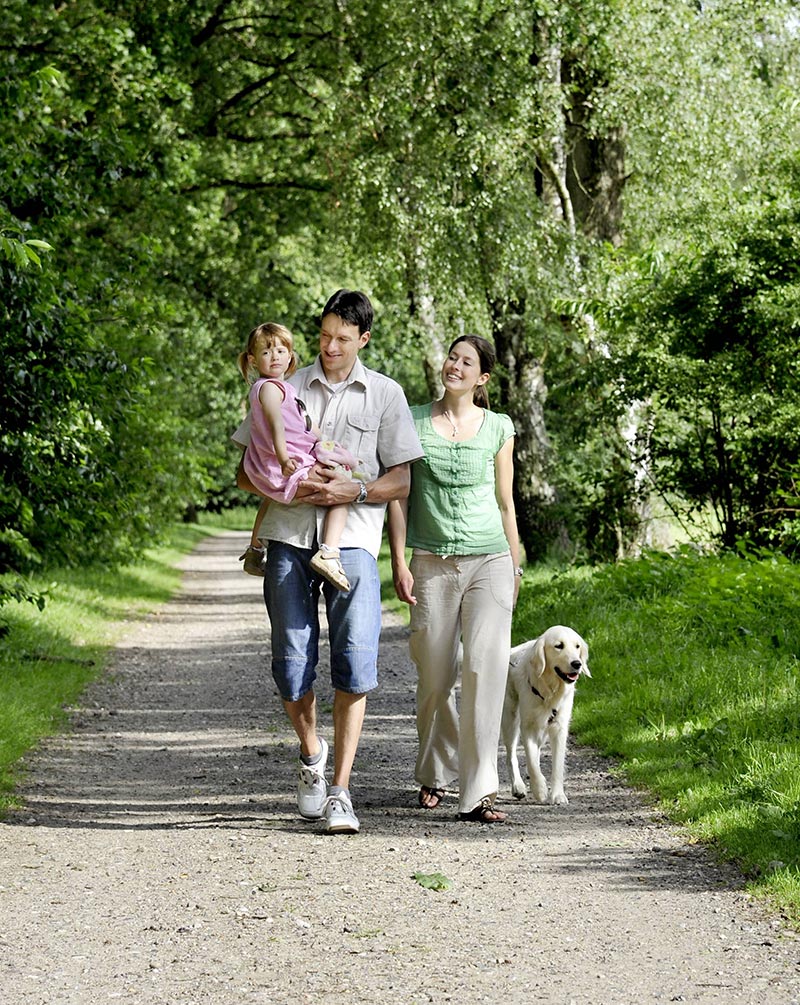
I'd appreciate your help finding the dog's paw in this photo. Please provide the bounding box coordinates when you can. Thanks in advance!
[549,790,569,806]
[511,783,527,800]
[530,781,548,803]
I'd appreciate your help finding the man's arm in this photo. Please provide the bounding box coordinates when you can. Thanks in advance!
[232,410,260,494]
[296,461,411,507]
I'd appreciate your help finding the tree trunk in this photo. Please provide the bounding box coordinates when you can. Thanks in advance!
[564,77,627,246]
[406,248,446,399]
[489,298,558,562]
[568,123,627,245]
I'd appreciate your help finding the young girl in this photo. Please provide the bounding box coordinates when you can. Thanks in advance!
[237,322,361,592]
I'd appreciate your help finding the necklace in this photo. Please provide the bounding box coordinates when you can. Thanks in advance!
[442,408,459,438]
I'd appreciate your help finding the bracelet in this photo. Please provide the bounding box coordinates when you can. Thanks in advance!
[355,479,368,504]
[514,566,524,577]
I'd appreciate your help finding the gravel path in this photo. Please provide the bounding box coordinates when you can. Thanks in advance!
[1,530,798,1005]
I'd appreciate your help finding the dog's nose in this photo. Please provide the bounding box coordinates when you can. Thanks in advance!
[570,660,582,671]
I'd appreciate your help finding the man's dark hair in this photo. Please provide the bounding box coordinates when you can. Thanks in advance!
[320,289,373,335]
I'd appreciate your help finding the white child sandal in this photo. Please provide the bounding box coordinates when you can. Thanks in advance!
[309,547,351,592]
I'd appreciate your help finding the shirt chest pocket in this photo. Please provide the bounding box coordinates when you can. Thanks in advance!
[344,413,381,477]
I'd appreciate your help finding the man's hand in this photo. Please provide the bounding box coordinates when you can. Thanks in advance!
[295,465,362,506]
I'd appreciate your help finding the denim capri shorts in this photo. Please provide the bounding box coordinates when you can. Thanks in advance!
[263,541,381,701]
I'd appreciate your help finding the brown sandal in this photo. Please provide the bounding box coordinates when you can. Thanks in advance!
[459,797,508,823]
[418,786,445,809]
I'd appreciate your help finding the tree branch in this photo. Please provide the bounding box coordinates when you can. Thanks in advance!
[190,0,240,47]
[537,153,576,235]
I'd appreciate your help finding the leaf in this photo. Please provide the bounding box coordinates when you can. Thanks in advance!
[36,66,64,86]
[13,242,29,269]
[412,871,452,892]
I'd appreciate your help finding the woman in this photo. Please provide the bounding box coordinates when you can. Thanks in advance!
[388,335,522,822]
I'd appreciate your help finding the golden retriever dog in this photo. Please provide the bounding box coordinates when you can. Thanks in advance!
[502,625,590,805]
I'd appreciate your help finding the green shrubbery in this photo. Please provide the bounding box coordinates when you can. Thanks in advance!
[607,197,800,558]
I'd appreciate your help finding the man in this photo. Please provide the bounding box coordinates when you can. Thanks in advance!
[235,289,422,833]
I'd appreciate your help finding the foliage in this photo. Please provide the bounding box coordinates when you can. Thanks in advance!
[0,0,328,586]
[2,0,800,602]
[1,4,208,575]
[0,233,53,270]
[0,575,47,638]
[532,0,800,560]
[513,548,800,918]
[608,192,800,555]
[316,0,800,562]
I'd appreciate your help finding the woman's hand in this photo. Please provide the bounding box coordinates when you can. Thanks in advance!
[393,562,417,606]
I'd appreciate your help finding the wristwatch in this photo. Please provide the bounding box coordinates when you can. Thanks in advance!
[514,566,524,577]
[355,479,368,504]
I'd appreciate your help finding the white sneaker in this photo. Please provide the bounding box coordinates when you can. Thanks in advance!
[297,737,328,819]
[324,788,360,834]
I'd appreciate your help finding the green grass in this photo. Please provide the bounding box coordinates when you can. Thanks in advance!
[0,516,243,810]
[513,547,800,923]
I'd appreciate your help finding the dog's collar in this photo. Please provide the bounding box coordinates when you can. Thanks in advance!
[530,684,559,724]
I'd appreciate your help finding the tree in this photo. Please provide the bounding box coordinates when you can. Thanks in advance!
[1,2,214,574]
[611,191,800,554]
[294,0,637,558]
[3,0,800,597]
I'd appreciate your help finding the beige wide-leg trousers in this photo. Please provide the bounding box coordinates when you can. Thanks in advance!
[408,550,514,814]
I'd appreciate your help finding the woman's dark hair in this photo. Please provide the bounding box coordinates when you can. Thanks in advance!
[320,289,374,335]
[448,334,496,408]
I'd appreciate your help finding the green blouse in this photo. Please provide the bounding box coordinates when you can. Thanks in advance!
[406,403,515,555]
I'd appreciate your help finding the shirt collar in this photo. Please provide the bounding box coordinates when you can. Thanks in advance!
[308,354,368,390]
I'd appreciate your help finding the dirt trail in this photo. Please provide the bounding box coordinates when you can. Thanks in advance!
[1,531,798,1005]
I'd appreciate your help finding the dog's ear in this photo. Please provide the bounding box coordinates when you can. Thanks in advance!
[528,636,547,680]
[580,637,591,678]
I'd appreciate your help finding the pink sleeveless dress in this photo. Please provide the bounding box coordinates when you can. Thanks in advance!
[243,379,318,504]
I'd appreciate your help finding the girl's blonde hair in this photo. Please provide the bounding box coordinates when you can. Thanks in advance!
[237,322,299,382]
